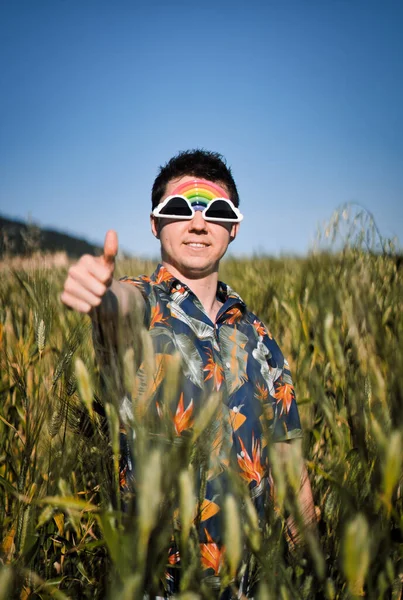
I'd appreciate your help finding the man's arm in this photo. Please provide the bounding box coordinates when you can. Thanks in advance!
[274,439,317,547]
[61,230,145,397]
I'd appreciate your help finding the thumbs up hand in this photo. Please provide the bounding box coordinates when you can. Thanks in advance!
[102,229,118,268]
[61,230,119,314]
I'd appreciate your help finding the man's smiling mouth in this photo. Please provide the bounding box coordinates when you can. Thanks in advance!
[184,242,209,248]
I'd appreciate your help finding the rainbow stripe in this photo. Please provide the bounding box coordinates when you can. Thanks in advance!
[172,179,229,206]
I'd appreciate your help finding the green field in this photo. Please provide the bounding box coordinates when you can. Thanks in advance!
[1,214,402,599]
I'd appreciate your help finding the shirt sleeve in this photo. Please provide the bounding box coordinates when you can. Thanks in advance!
[271,358,303,442]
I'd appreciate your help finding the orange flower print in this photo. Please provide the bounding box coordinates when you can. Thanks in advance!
[237,435,264,485]
[252,319,272,339]
[173,393,194,435]
[200,529,224,574]
[121,278,145,287]
[225,306,243,324]
[119,465,127,488]
[199,499,220,522]
[150,304,167,328]
[229,407,246,431]
[168,548,180,565]
[274,381,295,415]
[203,349,224,391]
[252,319,266,337]
[255,382,268,402]
[154,267,174,285]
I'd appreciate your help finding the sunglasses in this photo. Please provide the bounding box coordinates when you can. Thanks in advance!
[152,196,244,223]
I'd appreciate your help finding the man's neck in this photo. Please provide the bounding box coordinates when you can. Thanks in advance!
[161,261,222,323]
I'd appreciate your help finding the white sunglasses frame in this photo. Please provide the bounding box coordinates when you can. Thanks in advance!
[152,195,244,223]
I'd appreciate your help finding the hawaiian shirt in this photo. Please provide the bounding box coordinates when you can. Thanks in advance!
[119,264,302,597]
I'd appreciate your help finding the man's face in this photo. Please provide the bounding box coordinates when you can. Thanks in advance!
[150,175,240,279]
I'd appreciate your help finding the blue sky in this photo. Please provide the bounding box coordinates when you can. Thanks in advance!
[1,0,402,257]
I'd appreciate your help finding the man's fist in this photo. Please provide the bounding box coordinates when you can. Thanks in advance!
[60,230,118,314]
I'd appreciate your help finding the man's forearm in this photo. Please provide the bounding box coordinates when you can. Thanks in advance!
[286,461,317,546]
[92,280,145,379]
[95,279,144,320]
[273,440,317,547]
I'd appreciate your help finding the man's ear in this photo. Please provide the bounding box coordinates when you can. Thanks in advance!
[150,214,160,239]
[229,222,240,243]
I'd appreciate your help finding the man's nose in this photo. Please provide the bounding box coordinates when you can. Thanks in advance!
[189,211,207,231]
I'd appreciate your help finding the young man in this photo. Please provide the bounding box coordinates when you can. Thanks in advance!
[61,150,315,597]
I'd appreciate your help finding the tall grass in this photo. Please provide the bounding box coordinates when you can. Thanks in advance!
[0,212,402,599]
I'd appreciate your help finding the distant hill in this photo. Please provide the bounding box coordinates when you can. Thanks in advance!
[0,215,103,259]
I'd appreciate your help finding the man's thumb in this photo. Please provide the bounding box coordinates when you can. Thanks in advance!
[103,230,118,265]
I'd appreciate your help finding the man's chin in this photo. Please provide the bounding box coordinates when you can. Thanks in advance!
[165,256,218,280]
[180,261,216,279]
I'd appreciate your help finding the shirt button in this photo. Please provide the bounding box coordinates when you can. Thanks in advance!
[225,361,231,368]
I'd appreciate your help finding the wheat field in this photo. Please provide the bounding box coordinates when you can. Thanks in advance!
[0,210,402,599]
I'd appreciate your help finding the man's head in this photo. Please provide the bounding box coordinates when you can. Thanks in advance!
[151,149,240,210]
[150,150,241,280]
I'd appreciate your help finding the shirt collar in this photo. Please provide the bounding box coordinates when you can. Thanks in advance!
[150,263,177,291]
[150,263,246,310]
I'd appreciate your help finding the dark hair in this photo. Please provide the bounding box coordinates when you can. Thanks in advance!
[151,149,240,209]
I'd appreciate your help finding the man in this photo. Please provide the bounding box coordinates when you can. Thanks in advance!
[61,149,315,597]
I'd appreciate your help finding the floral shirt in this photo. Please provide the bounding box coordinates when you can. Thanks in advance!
[119,264,302,597]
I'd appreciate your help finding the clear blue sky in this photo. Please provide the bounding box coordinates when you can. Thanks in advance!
[1,0,402,257]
